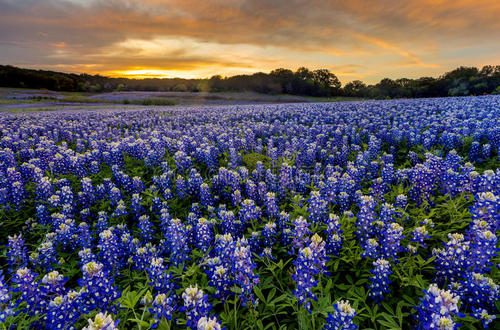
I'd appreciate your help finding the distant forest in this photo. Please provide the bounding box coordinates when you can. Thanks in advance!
[1,64,500,99]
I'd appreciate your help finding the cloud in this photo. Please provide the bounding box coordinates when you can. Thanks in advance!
[0,0,498,83]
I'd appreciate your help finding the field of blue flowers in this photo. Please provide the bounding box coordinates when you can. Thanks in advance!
[0,96,499,330]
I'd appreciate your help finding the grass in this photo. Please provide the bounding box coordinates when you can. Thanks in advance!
[0,99,37,105]
[300,95,366,102]
[58,96,176,106]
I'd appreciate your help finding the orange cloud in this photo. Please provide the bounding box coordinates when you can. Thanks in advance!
[354,33,441,69]
[49,42,66,48]
[0,0,498,83]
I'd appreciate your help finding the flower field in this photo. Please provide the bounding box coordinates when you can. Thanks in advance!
[0,96,499,329]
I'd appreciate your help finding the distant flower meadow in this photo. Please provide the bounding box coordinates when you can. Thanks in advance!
[0,96,499,329]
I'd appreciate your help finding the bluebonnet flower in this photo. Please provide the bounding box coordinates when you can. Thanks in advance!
[477,171,498,194]
[412,225,430,248]
[175,150,192,173]
[291,216,311,253]
[146,257,176,294]
[36,176,53,201]
[337,191,350,212]
[245,180,258,201]
[323,300,358,330]
[414,284,461,330]
[138,215,154,242]
[49,193,62,209]
[89,160,100,174]
[233,238,259,306]
[472,307,496,328]
[231,189,242,207]
[59,185,74,206]
[260,247,274,259]
[166,218,190,266]
[265,192,279,219]
[45,290,82,330]
[292,234,326,311]
[200,183,214,208]
[96,211,109,233]
[370,177,389,200]
[262,222,277,247]
[131,193,145,216]
[206,259,232,301]
[108,186,123,206]
[150,293,176,326]
[368,259,392,303]
[10,181,25,211]
[355,195,377,247]
[468,229,497,273]
[278,162,295,199]
[213,234,234,269]
[361,238,379,259]
[380,222,404,260]
[82,312,119,330]
[367,136,381,160]
[159,208,172,234]
[80,207,91,222]
[98,228,122,273]
[469,141,480,161]
[111,200,128,218]
[79,261,120,314]
[325,214,343,257]
[481,143,491,159]
[197,316,224,330]
[308,191,329,224]
[76,221,93,249]
[470,192,499,231]
[187,169,203,196]
[132,176,145,193]
[40,271,67,315]
[6,234,28,273]
[133,244,158,272]
[181,285,211,329]
[257,181,267,203]
[433,233,472,283]
[408,162,438,206]
[249,231,263,254]
[35,240,58,270]
[12,267,43,316]
[176,175,187,199]
[309,233,328,273]
[79,248,97,265]
[277,211,290,232]
[36,203,50,225]
[453,272,499,318]
[79,177,95,208]
[394,194,408,210]
[0,270,13,322]
[239,199,261,224]
[195,218,213,251]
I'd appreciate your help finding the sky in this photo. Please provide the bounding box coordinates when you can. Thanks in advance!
[0,0,499,84]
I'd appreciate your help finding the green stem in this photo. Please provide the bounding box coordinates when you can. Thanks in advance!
[233,298,238,329]
[131,308,140,330]
[139,305,147,325]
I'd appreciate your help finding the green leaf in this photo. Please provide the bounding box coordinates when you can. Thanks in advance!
[267,287,276,303]
[128,318,151,328]
[254,286,266,303]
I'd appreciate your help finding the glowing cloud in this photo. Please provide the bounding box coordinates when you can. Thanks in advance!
[0,0,498,83]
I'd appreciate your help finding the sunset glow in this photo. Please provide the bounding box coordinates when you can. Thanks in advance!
[1,0,499,83]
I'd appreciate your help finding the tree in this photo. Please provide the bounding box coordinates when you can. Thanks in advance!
[343,80,367,97]
[313,69,341,96]
[270,68,294,93]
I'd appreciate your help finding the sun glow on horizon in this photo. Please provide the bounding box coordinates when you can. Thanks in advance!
[2,0,499,83]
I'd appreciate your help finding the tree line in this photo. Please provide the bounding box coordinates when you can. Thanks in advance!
[1,64,499,98]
